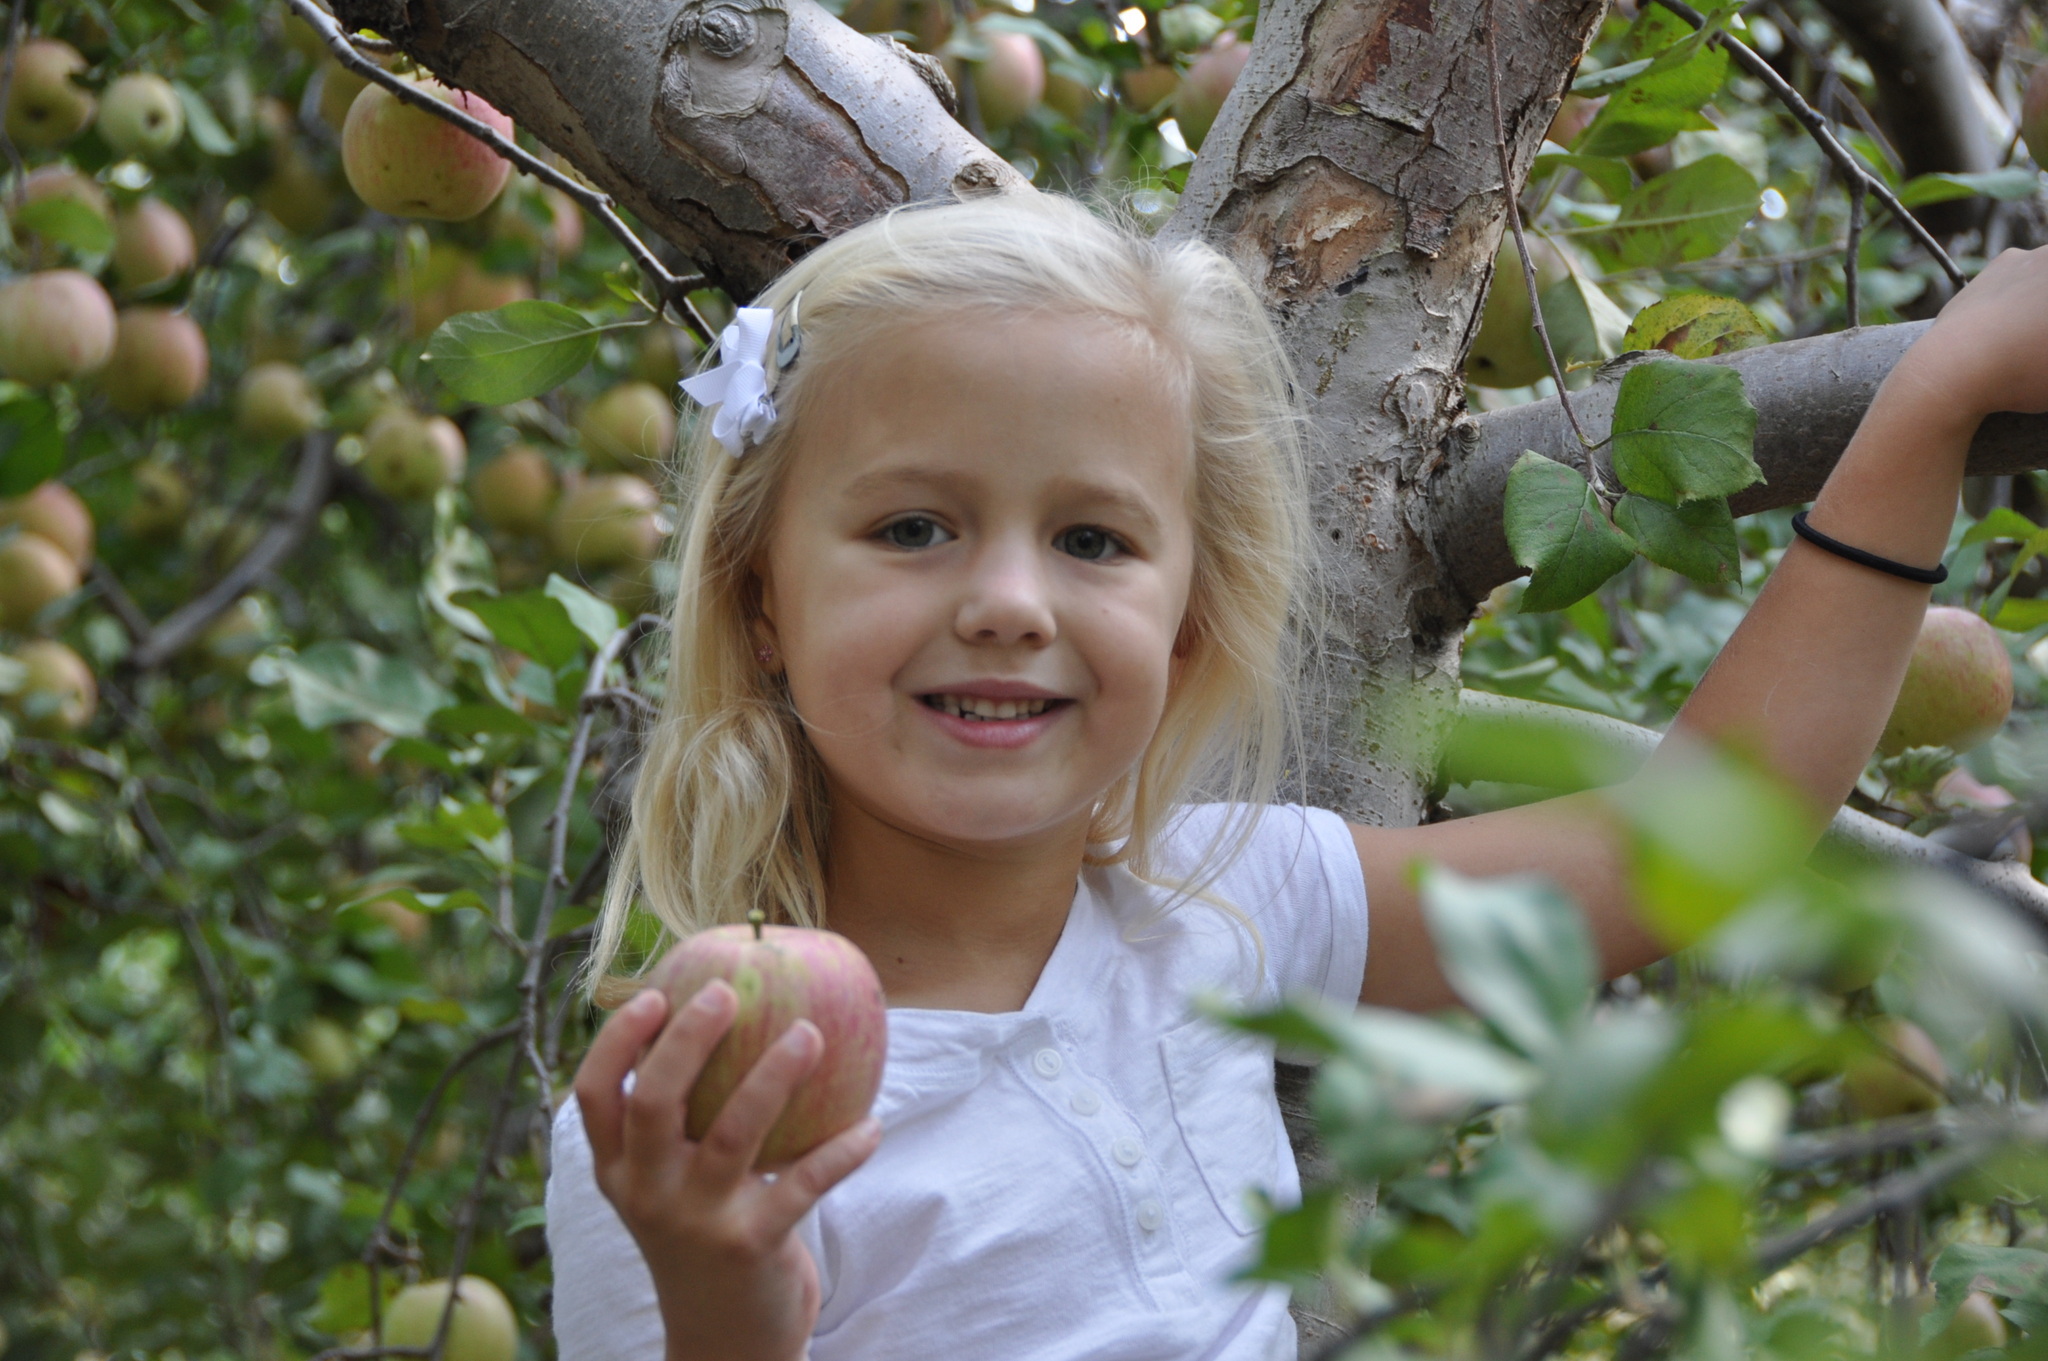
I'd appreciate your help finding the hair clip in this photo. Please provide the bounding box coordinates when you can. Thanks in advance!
[774,292,803,372]
[679,306,781,457]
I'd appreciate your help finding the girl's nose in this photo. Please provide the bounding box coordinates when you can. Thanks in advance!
[955,539,1057,647]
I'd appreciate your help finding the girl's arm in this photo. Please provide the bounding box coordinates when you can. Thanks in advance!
[1353,244,2048,1013]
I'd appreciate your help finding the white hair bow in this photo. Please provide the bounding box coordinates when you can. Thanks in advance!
[680,307,780,457]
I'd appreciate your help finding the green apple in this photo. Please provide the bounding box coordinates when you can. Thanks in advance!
[256,139,339,236]
[0,481,93,569]
[6,39,94,149]
[96,73,185,159]
[549,474,662,573]
[576,382,676,470]
[471,445,559,537]
[293,1016,359,1084]
[201,596,271,672]
[1879,606,2013,755]
[0,532,82,632]
[317,58,374,134]
[101,307,211,415]
[1174,33,1249,149]
[342,75,515,222]
[382,1276,518,1361]
[1465,237,1571,389]
[363,410,467,501]
[124,461,191,538]
[236,362,324,442]
[7,638,96,734]
[112,197,198,293]
[973,30,1044,131]
[1843,1016,1947,1119]
[16,164,109,245]
[0,270,116,385]
[1936,1291,2009,1355]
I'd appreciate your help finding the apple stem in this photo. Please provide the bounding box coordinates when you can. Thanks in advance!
[747,907,765,940]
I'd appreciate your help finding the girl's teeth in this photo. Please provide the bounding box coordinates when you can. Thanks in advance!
[931,695,1052,720]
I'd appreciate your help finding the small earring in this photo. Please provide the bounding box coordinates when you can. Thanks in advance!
[756,643,775,665]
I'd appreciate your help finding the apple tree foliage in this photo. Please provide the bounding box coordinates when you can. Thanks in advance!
[1,0,2047,1358]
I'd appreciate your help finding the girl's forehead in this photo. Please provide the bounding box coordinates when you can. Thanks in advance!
[786,310,1196,498]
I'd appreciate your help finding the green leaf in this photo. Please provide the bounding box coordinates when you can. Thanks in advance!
[1960,507,2042,548]
[279,641,456,737]
[1235,1187,1342,1284]
[173,81,236,155]
[1576,41,1728,158]
[1614,493,1739,585]
[1895,168,2043,209]
[1504,452,1638,613]
[1418,866,1595,1060]
[1539,272,1631,366]
[1531,152,1635,203]
[1925,1246,2048,1338]
[1994,598,2048,631]
[1622,293,1769,358]
[0,396,63,496]
[13,196,113,255]
[1342,1007,1539,1102]
[430,701,538,739]
[1608,360,1761,503]
[423,301,608,404]
[1607,156,1760,267]
[1570,57,1655,96]
[547,573,625,645]
[451,588,588,670]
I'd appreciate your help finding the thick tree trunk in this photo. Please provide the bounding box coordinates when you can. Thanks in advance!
[1161,0,1606,825]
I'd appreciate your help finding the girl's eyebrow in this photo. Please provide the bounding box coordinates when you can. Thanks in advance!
[839,466,1166,537]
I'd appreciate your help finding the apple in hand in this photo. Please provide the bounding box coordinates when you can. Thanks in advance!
[657,909,887,1169]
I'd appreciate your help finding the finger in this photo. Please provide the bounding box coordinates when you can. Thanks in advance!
[756,1116,884,1239]
[574,988,669,1164]
[620,980,738,1166]
[691,1020,824,1191]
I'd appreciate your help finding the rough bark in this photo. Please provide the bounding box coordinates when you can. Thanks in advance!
[1433,322,2048,603]
[1161,0,1606,826]
[328,0,1018,296]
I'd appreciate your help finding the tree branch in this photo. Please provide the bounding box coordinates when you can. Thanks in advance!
[129,434,336,671]
[1442,689,2048,927]
[1434,322,2048,603]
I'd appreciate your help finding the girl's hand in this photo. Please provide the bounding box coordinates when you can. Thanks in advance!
[1895,244,2048,423]
[574,982,883,1361]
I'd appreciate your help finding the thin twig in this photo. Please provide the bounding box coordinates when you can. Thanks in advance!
[1483,0,1604,482]
[1645,0,1967,291]
[89,562,155,645]
[130,434,336,670]
[283,0,710,335]
[0,3,29,204]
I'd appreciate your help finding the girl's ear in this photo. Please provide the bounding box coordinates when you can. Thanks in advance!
[750,564,781,655]
[1169,614,1197,685]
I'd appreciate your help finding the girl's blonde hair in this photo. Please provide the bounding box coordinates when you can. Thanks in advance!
[585,191,1315,997]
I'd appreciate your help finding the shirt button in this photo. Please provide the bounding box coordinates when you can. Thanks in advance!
[1112,1137,1143,1167]
[1070,1089,1101,1116]
[1137,1199,1164,1233]
[1032,1048,1063,1079]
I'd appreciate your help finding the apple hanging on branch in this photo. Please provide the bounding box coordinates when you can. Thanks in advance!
[656,909,888,1170]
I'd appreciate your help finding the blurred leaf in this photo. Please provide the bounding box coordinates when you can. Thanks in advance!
[1925,1245,2048,1337]
[1344,1008,1539,1103]
[279,641,456,737]
[1614,493,1739,585]
[1607,155,1760,267]
[14,197,114,254]
[1609,359,1760,504]
[452,589,588,670]
[423,301,608,404]
[1236,1186,1342,1284]
[1419,867,1595,1060]
[308,1263,395,1335]
[1532,152,1634,202]
[1576,40,1727,157]
[0,395,64,496]
[1619,748,1814,946]
[1440,691,1649,792]
[547,573,625,645]
[1895,168,2042,208]
[1622,293,1769,357]
[1540,272,1631,365]
[1961,507,2042,547]
[173,81,237,154]
[430,701,538,739]
[1504,452,1637,613]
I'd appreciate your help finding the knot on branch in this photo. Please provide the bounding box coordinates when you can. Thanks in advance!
[662,0,787,117]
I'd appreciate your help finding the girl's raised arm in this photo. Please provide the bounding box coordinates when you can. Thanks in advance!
[1351,243,2048,1014]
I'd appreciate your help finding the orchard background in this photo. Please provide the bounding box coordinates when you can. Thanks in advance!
[7,0,2048,1357]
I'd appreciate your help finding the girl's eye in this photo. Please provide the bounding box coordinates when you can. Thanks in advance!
[1056,526,1123,561]
[880,516,951,550]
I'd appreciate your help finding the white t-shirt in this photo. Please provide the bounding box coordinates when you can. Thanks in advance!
[547,803,1369,1361]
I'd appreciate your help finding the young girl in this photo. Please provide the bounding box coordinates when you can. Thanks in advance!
[546,192,2048,1360]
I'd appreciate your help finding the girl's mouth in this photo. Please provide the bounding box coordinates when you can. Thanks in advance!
[920,694,1069,722]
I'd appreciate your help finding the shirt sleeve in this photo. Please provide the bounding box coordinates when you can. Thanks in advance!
[546,1095,667,1361]
[1159,803,1370,1013]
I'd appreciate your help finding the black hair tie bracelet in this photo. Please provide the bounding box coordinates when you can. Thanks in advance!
[1790,511,1949,585]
